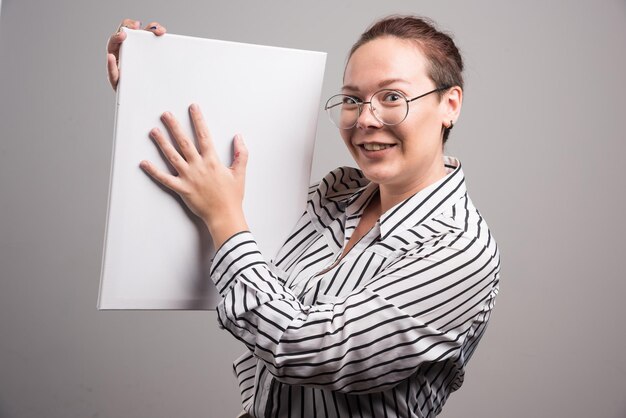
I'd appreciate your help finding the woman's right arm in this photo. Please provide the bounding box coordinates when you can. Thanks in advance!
[106,18,167,91]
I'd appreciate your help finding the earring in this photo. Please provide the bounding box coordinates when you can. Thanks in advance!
[448,120,454,129]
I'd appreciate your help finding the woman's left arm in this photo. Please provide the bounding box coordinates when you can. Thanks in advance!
[140,104,249,249]
[211,228,500,394]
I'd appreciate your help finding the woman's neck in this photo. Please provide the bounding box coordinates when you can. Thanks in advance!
[377,159,447,214]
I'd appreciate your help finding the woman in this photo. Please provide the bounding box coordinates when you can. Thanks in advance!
[107,15,500,418]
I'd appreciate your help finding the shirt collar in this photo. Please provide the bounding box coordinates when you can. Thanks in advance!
[378,156,466,240]
[306,166,370,232]
[308,157,467,240]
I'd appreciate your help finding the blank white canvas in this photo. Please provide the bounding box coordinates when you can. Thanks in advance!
[98,29,326,310]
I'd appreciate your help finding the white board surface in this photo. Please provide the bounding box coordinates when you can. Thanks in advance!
[98,29,326,310]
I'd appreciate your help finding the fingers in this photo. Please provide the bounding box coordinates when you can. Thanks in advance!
[106,29,127,55]
[106,20,135,91]
[231,135,248,179]
[107,53,119,90]
[144,22,167,36]
[107,19,166,92]
[107,19,165,55]
[117,18,141,33]
[160,112,200,163]
[108,19,139,55]
[140,159,183,192]
[189,104,216,157]
[142,108,248,226]
[149,127,189,172]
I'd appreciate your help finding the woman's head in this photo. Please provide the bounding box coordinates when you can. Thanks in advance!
[347,15,464,144]
[337,17,463,195]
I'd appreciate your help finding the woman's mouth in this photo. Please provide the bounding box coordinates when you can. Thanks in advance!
[360,143,395,151]
[356,142,397,159]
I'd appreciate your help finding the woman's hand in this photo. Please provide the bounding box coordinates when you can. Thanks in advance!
[106,18,167,91]
[140,104,250,249]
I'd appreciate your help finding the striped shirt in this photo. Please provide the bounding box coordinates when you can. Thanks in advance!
[210,156,500,418]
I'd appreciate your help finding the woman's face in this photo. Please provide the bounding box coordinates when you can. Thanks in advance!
[341,36,456,192]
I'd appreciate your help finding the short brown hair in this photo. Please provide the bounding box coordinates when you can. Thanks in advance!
[349,15,464,143]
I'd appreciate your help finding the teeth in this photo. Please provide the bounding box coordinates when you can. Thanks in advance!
[363,143,392,151]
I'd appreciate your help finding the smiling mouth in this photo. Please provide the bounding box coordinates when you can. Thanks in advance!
[360,143,395,151]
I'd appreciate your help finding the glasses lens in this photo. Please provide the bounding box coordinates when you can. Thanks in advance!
[371,90,408,125]
[326,95,359,129]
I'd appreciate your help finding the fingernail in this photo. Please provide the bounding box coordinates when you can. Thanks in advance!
[162,112,171,119]
[190,103,199,112]
[150,25,158,30]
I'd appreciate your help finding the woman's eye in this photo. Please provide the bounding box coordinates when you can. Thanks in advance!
[383,92,402,102]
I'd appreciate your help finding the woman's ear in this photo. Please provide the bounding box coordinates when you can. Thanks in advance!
[442,86,463,127]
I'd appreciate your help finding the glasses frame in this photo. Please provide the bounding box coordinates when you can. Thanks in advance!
[325,86,451,129]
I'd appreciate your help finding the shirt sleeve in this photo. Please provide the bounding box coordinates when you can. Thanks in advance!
[210,229,499,394]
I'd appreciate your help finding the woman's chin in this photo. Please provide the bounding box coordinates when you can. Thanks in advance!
[358,167,398,185]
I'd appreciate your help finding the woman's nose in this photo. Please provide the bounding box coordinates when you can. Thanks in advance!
[356,103,383,129]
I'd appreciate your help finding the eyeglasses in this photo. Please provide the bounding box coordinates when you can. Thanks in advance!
[324,86,450,129]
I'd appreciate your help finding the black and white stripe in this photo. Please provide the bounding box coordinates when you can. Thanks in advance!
[210,156,500,418]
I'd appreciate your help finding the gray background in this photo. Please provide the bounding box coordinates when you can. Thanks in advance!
[1,0,625,417]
